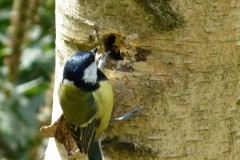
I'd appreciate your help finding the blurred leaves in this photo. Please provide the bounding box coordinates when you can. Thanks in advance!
[0,0,55,159]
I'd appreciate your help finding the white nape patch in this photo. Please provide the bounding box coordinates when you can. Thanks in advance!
[83,61,97,84]
[63,79,74,85]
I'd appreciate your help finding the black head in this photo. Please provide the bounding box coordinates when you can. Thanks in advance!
[63,48,106,91]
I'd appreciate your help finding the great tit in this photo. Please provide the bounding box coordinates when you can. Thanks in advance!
[58,47,113,158]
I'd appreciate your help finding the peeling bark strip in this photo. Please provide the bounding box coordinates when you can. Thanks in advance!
[45,0,240,159]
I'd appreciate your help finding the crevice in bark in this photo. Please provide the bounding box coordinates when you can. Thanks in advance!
[134,0,184,31]
[102,136,158,159]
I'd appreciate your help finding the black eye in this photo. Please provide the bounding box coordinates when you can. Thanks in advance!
[91,54,95,62]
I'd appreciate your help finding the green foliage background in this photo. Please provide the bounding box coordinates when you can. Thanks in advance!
[0,0,55,159]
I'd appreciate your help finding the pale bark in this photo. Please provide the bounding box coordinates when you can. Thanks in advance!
[45,0,240,159]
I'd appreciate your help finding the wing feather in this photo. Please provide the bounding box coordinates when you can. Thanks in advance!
[66,119,100,153]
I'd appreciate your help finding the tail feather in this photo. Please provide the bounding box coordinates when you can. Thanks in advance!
[88,140,104,160]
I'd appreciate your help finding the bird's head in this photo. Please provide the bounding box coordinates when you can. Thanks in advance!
[62,47,99,91]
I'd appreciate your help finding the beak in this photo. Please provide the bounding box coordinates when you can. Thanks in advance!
[91,46,99,56]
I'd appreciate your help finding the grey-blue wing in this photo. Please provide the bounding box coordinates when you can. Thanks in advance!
[66,119,101,153]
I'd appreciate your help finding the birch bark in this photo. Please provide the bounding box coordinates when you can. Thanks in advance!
[45,0,240,159]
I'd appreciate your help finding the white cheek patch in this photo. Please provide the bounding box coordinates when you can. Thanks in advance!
[83,61,97,84]
[63,79,74,85]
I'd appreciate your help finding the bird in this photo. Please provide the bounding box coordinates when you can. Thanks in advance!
[58,47,113,159]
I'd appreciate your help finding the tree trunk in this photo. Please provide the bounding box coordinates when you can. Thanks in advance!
[45,0,240,159]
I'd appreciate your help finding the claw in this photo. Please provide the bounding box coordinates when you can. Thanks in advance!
[113,106,143,121]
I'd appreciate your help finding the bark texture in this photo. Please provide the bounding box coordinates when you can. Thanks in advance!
[48,0,240,159]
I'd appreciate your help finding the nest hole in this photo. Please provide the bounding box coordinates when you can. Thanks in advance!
[104,34,123,61]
